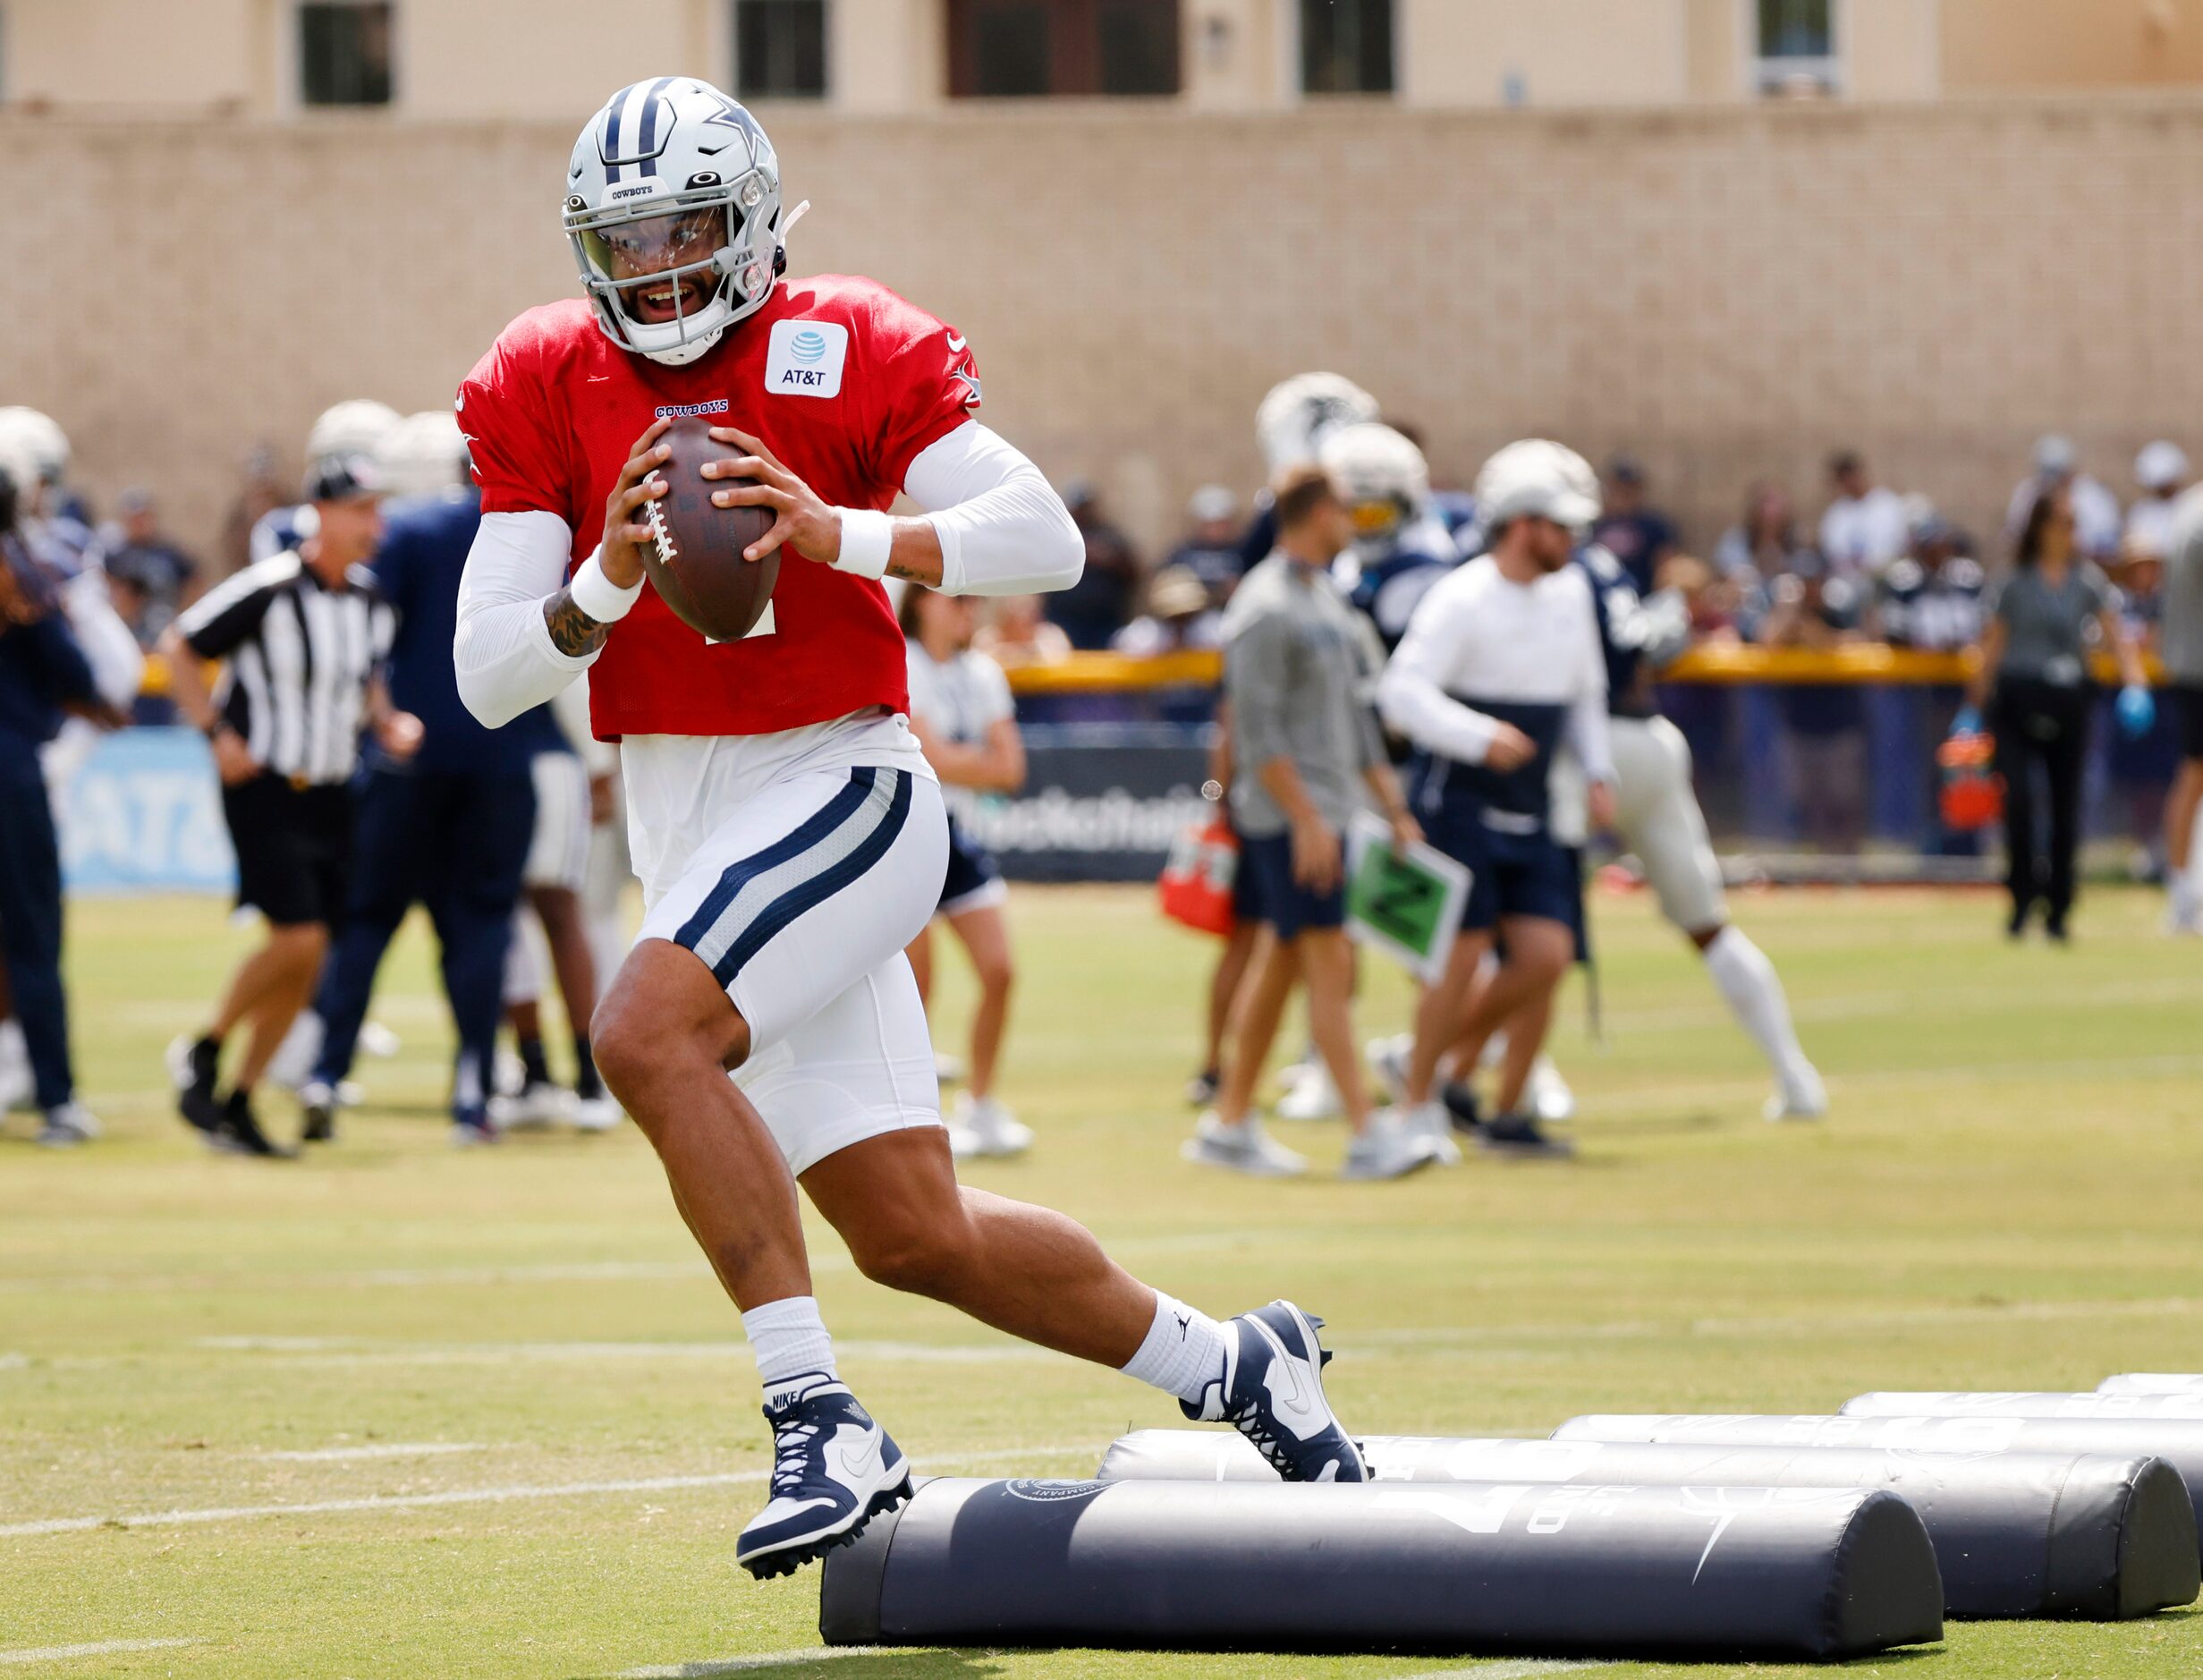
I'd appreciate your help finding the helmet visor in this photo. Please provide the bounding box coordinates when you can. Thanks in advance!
[578,207,731,326]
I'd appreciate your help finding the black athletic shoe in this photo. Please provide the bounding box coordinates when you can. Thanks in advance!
[170,1034,224,1137]
[216,1090,292,1158]
[1439,1080,1484,1136]
[1478,1113,1574,1159]
[299,1081,337,1144]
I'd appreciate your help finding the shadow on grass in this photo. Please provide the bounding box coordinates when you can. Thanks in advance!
[572,1652,1004,1680]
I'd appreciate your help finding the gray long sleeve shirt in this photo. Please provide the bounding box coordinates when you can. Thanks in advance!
[1223,551,1384,837]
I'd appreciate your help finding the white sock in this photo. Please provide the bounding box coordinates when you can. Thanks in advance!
[1703,926,1808,1079]
[2172,868,2199,923]
[1120,1292,1227,1404]
[0,1018,24,1068]
[741,1296,838,1402]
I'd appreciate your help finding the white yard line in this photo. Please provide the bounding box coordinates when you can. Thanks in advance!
[1589,1049,2203,1117]
[0,1442,1097,1542]
[1394,1663,1606,1680]
[0,1354,25,1372]
[255,1441,485,1463]
[617,1652,889,1678]
[0,1640,196,1667]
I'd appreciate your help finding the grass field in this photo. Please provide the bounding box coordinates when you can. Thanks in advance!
[4,882,2203,1678]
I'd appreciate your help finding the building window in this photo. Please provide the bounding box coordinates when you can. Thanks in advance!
[947,0,1181,98]
[1301,0,1393,96]
[1753,0,1838,96]
[299,3,393,106]
[735,0,828,100]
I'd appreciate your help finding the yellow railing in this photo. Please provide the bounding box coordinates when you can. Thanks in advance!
[1003,645,2161,694]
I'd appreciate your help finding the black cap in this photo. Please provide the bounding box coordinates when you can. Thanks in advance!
[302,452,384,505]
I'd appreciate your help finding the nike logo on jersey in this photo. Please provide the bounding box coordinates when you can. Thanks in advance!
[945,333,968,352]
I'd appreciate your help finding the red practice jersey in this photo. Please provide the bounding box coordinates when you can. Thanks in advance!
[459,275,981,740]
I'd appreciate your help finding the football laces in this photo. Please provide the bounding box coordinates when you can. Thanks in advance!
[644,482,678,564]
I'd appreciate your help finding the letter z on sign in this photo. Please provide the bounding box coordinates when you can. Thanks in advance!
[766,320,848,399]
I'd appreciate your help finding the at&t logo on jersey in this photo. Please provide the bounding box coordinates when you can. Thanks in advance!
[766,318,848,398]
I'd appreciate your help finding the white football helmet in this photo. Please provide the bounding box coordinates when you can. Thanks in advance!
[306,399,402,463]
[381,410,470,496]
[1320,421,1429,544]
[0,408,70,488]
[1255,373,1379,477]
[1474,439,1602,536]
[564,78,785,366]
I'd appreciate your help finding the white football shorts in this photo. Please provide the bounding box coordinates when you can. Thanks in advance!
[627,716,949,1174]
[523,750,594,892]
[1611,714,1727,937]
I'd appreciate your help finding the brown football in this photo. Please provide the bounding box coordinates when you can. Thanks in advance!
[639,415,780,642]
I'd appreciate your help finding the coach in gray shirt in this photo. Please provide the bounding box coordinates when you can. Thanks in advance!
[1185,465,1431,1183]
[2160,484,2203,932]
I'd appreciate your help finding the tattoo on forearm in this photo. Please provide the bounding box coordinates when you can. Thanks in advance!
[885,556,934,584]
[544,588,609,657]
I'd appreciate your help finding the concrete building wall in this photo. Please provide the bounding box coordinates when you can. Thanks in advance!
[1942,0,2203,92]
[8,96,2200,564]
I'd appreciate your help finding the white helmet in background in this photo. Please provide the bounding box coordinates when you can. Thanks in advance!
[2137,439,2190,491]
[381,410,470,496]
[306,399,402,464]
[1473,439,1603,536]
[1255,373,1379,477]
[0,407,71,488]
[1319,421,1429,545]
[564,78,786,366]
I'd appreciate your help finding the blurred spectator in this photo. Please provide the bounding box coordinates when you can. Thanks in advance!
[2124,440,2190,563]
[1591,455,1678,594]
[98,490,201,647]
[1817,451,1909,580]
[1114,565,1224,656]
[1876,512,1985,652]
[1657,553,1741,644]
[2005,434,2121,563]
[1046,479,1140,650]
[1165,486,1246,607]
[1970,481,2151,939]
[219,445,289,577]
[1763,551,1871,853]
[974,594,1072,669]
[1715,482,1810,641]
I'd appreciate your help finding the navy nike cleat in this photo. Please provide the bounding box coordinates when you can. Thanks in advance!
[1182,1300,1366,1482]
[736,1375,911,1579]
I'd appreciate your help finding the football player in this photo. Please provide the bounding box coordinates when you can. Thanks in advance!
[453,79,1365,1580]
[1320,420,1460,654]
[1563,446,1826,1121]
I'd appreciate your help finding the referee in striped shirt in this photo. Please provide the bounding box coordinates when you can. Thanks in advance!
[159,454,419,1154]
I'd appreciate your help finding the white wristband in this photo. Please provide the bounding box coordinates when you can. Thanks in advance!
[833,507,894,581]
[568,547,644,624]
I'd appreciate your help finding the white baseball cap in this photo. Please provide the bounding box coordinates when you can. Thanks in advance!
[2136,440,2190,490]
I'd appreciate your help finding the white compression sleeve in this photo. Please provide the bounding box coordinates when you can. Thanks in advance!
[901,420,1085,598]
[453,510,600,728]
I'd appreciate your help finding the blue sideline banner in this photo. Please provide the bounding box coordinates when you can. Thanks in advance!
[59,727,236,895]
[964,724,1214,884]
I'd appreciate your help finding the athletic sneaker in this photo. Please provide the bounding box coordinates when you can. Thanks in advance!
[1478,1113,1574,1159]
[358,1021,402,1058]
[571,1093,622,1133]
[1183,1067,1220,1107]
[0,1021,31,1112]
[450,1111,501,1149]
[1274,1061,1340,1123]
[36,1102,100,1148]
[1765,1060,1828,1123]
[490,1079,571,1133]
[1396,1100,1462,1167]
[298,1081,338,1144]
[1526,1056,1577,1124]
[736,1374,911,1579]
[1440,1079,1484,1135]
[169,1034,225,1138]
[1182,1301,1365,1482]
[946,1094,1032,1160]
[215,1090,291,1158]
[1182,1112,1308,1177]
[1341,1114,1445,1180]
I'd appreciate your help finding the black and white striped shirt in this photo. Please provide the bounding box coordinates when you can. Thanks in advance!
[174,552,396,785]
